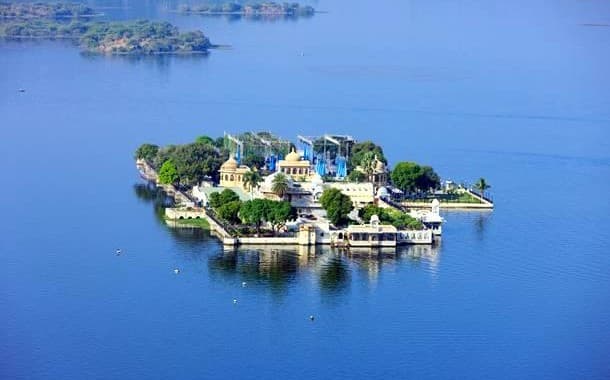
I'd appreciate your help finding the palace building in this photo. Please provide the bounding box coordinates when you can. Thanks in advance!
[277,148,312,180]
[219,156,251,189]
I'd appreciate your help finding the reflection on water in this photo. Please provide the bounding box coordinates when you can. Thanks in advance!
[81,51,208,73]
[133,182,173,213]
[474,211,492,240]
[189,13,314,23]
[316,252,350,294]
[207,244,442,297]
[133,180,443,294]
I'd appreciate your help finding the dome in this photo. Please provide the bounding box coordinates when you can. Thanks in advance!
[221,156,238,170]
[285,148,301,162]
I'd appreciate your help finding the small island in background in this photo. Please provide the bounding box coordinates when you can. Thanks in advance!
[0,2,98,19]
[178,2,315,19]
[0,2,212,55]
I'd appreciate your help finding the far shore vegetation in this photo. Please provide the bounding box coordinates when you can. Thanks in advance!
[0,19,212,54]
[0,2,98,19]
[0,2,212,55]
[177,2,315,19]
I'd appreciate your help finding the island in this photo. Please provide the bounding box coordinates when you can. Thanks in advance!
[135,132,493,249]
[0,2,98,19]
[0,2,212,55]
[177,2,315,19]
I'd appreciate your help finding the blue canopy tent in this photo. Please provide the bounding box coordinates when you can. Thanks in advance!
[266,154,277,172]
[315,155,326,176]
[335,156,347,178]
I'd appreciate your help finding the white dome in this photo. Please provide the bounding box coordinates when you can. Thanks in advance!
[221,156,238,170]
[377,186,389,196]
[285,148,301,162]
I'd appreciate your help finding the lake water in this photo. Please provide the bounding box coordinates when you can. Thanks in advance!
[1,0,610,378]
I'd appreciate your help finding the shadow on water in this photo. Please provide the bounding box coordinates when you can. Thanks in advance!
[207,244,443,298]
[474,211,493,241]
[208,246,304,297]
[134,181,443,293]
[316,251,350,295]
[133,181,211,240]
[184,12,314,24]
[81,51,208,72]
[133,182,173,216]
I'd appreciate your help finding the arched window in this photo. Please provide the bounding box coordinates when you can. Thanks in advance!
[230,175,234,181]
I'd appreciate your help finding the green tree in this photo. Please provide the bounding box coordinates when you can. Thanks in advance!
[158,160,179,184]
[347,170,366,183]
[416,166,441,192]
[359,204,391,223]
[134,143,159,162]
[359,151,376,182]
[391,162,421,194]
[391,162,440,194]
[170,142,225,186]
[390,213,423,230]
[209,188,240,210]
[266,200,295,235]
[242,153,266,169]
[243,169,262,198]
[239,198,269,234]
[271,173,290,199]
[214,136,225,148]
[349,141,386,169]
[474,177,491,199]
[320,188,354,226]
[195,135,215,145]
[216,200,242,224]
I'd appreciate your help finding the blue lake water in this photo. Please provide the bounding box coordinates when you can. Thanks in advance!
[1,0,610,378]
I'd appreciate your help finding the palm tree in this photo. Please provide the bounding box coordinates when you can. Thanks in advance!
[360,151,376,182]
[271,173,290,199]
[243,169,262,199]
[474,177,490,200]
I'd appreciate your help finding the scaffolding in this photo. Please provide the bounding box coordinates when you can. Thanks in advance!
[225,131,292,171]
[307,134,355,178]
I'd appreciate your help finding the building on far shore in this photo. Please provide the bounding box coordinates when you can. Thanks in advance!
[219,156,251,189]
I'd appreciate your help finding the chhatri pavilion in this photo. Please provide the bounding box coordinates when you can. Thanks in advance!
[277,148,312,180]
[219,156,251,189]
